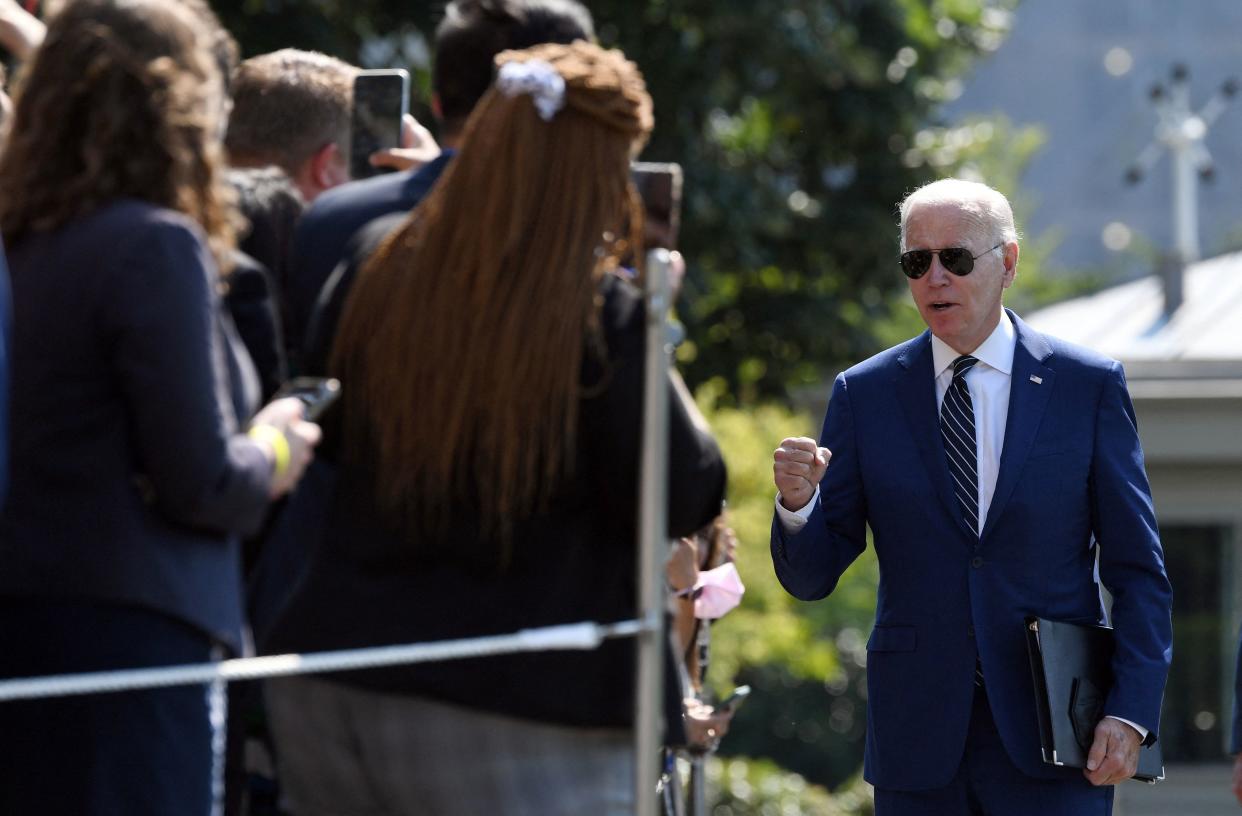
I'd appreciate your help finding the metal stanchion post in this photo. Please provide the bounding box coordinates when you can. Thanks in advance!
[635,249,672,816]
[689,753,706,816]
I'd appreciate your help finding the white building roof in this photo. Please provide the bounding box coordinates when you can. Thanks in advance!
[1025,253,1242,395]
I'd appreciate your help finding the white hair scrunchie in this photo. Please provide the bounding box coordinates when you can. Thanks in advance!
[496,59,566,122]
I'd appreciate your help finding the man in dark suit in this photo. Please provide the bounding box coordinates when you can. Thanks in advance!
[284,0,595,367]
[771,179,1172,814]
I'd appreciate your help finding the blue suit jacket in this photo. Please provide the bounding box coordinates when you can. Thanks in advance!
[771,310,1172,791]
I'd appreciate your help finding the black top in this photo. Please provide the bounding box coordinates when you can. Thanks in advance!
[0,242,10,506]
[224,250,286,400]
[226,167,303,390]
[264,270,726,728]
[0,200,272,652]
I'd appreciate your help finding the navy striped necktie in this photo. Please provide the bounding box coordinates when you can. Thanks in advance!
[941,355,980,535]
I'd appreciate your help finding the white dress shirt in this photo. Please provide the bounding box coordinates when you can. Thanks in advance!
[773,312,1147,740]
[930,312,1015,534]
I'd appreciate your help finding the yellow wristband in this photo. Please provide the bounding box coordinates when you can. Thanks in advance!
[248,424,290,480]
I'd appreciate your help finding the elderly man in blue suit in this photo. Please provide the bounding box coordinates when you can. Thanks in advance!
[771,179,1172,814]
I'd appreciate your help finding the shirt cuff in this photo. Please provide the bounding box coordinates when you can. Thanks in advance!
[1105,715,1148,742]
[774,486,819,533]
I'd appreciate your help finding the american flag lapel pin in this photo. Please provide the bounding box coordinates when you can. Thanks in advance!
[1029,375,1043,385]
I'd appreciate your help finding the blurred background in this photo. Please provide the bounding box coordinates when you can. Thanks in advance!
[200,1,1242,811]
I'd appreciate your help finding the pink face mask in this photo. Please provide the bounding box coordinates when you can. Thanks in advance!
[693,562,745,620]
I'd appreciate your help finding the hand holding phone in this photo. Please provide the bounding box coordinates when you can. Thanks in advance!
[271,377,341,422]
[367,114,441,173]
[248,394,324,499]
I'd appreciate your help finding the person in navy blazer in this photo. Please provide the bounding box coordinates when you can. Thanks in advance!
[0,2,319,814]
[771,179,1172,815]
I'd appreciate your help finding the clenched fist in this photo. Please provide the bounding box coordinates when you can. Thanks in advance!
[773,437,831,512]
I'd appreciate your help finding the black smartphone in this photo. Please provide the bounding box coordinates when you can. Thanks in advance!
[631,162,683,252]
[272,377,341,422]
[717,684,751,713]
[350,69,410,180]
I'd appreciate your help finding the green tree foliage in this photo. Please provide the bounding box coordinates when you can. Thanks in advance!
[211,0,424,62]
[210,0,1021,401]
[701,756,874,815]
[590,1,1020,402]
[698,388,879,790]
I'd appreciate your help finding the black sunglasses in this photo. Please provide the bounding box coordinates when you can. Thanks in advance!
[899,243,1003,279]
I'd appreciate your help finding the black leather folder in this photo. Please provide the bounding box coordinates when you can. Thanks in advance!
[1024,616,1164,783]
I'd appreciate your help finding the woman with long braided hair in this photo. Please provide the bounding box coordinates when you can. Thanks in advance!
[263,40,726,814]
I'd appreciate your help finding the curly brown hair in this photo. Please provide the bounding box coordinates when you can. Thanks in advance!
[331,40,653,551]
[0,0,238,270]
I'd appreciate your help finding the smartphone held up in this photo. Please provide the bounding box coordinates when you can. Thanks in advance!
[631,161,683,253]
[717,684,750,714]
[350,68,410,180]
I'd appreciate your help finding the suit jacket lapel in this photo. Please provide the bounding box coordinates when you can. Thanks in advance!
[981,310,1056,541]
[894,331,978,542]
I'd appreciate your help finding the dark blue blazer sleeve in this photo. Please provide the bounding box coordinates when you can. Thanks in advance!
[1091,361,1173,740]
[103,219,272,535]
[770,372,868,600]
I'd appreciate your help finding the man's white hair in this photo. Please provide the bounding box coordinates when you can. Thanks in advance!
[897,178,1019,250]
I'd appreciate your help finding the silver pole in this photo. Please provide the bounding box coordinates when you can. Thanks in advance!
[1172,147,1199,265]
[1168,79,1201,265]
[635,249,672,816]
[688,753,707,815]
[662,751,687,816]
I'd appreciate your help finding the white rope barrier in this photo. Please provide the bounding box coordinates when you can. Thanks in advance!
[0,619,647,703]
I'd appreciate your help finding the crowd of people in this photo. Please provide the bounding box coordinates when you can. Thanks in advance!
[0,1,737,814]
